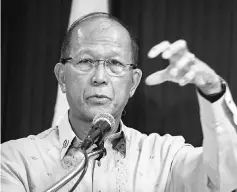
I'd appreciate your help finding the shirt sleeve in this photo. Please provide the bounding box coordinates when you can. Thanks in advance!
[1,143,28,192]
[166,84,237,192]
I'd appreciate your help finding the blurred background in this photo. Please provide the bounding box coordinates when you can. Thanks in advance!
[2,0,237,147]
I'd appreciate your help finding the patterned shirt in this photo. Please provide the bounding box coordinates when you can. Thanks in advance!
[1,87,237,192]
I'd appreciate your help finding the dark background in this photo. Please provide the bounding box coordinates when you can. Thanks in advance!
[2,0,72,141]
[2,0,237,147]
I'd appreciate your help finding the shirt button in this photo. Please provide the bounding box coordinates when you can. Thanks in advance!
[63,140,69,148]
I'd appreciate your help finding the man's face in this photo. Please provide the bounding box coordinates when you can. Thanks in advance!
[56,17,141,121]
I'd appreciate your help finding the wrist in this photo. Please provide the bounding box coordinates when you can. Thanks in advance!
[197,78,226,103]
[198,76,222,95]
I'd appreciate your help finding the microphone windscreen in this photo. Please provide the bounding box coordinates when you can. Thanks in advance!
[92,113,116,134]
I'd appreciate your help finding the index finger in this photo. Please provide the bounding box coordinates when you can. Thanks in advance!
[162,39,187,59]
[147,41,170,58]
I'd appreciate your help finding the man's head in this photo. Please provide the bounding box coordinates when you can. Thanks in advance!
[54,12,142,123]
[61,12,139,65]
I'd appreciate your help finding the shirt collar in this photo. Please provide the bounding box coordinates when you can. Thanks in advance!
[58,111,127,160]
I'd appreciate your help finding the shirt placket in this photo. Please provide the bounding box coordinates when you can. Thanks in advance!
[92,142,117,192]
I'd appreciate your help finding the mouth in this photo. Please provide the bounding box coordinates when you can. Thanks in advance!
[87,94,111,104]
[89,94,110,99]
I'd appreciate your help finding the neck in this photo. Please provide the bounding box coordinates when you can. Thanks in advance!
[68,110,121,141]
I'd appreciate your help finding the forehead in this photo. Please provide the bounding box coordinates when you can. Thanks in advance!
[69,17,132,57]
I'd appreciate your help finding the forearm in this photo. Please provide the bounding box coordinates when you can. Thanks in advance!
[198,84,237,191]
[166,84,237,192]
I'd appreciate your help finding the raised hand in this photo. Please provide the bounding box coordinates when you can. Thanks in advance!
[145,40,222,95]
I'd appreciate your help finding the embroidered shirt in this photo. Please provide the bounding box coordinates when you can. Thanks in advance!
[1,87,237,192]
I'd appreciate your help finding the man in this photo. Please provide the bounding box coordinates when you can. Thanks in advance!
[1,12,237,192]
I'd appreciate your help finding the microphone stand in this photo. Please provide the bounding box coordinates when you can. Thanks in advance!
[45,147,106,192]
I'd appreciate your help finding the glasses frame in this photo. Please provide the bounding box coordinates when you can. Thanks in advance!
[60,57,138,76]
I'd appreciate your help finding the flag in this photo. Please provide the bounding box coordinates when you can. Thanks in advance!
[52,0,109,126]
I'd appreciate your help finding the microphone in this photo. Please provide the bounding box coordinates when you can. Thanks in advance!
[81,113,116,150]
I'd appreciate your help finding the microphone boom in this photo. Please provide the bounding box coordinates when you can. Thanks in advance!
[81,113,115,150]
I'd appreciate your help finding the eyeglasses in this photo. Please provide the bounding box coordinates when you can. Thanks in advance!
[60,57,137,77]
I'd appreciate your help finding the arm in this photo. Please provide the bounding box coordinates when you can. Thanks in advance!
[1,143,27,192]
[197,84,237,191]
[145,40,237,191]
[166,86,237,192]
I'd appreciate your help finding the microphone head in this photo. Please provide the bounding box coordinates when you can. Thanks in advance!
[92,113,116,134]
[81,113,116,150]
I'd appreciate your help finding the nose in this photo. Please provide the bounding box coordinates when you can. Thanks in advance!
[91,61,109,86]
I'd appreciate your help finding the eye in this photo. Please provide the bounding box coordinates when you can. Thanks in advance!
[74,58,94,72]
[77,58,94,64]
[107,59,125,74]
[109,59,125,67]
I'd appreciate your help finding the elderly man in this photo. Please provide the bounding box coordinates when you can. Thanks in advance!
[1,12,237,192]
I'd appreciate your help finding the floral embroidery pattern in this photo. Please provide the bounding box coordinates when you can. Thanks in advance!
[61,137,83,170]
[111,131,126,158]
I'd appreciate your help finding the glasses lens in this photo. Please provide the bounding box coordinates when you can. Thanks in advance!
[76,59,94,72]
[106,60,125,76]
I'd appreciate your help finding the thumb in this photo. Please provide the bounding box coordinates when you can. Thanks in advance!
[145,69,169,86]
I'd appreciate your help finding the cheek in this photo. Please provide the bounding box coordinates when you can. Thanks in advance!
[65,69,88,102]
[113,78,132,103]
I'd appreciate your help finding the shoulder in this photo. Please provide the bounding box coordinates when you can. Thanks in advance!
[30,126,59,145]
[1,126,59,162]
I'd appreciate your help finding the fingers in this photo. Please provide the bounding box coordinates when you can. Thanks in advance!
[147,40,195,86]
[179,70,196,86]
[147,40,219,91]
[147,40,187,59]
[145,69,169,85]
[169,52,195,77]
[162,40,187,59]
[147,41,170,58]
[176,52,195,70]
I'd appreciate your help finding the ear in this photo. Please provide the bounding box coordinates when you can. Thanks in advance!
[54,63,66,93]
[129,68,142,98]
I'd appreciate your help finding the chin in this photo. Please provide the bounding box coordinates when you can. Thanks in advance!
[90,108,112,116]
[85,106,117,119]
[76,102,123,121]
